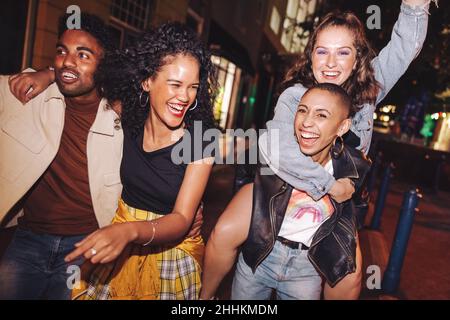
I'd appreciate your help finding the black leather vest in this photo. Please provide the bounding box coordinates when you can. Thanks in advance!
[241,145,371,287]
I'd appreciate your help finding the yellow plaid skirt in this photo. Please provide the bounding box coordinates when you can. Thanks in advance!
[72,199,204,300]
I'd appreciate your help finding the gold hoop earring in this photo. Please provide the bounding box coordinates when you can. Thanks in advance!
[331,135,344,159]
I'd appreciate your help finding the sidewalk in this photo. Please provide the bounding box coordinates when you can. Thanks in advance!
[359,181,450,300]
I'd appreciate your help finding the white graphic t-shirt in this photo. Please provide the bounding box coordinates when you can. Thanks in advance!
[278,160,334,247]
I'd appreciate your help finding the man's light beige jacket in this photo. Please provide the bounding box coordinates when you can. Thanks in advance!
[0,75,123,228]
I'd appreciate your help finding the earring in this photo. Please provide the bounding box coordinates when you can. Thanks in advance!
[139,90,149,108]
[189,99,198,111]
[331,135,344,159]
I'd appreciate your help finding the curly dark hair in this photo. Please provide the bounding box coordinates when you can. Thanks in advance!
[96,22,217,136]
[58,12,115,54]
[281,11,381,109]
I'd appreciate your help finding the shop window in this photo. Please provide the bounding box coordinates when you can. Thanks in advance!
[270,6,281,35]
[281,0,317,53]
[211,55,241,129]
[109,0,153,48]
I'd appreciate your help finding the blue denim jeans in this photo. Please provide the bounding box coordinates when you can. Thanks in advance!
[231,240,322,300]
[0,227,86,300]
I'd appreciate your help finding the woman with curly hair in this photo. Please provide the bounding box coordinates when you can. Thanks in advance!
[58,22,216,300]
[201,0,434,300]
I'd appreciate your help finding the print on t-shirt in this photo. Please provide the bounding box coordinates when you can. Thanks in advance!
[278,180,335,247]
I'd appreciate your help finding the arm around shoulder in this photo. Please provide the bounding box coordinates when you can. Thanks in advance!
[260,86,335,200]
[8,67,54,104]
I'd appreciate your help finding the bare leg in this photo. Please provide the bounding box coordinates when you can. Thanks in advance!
[200,183,253,299]
[323,234,362,300]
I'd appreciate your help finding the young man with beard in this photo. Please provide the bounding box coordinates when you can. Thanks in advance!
[0,12,123,300]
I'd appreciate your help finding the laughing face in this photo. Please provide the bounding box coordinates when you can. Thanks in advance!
[54,29,103,99]
[311,26,357,86]
[142,54,200,129]
[294,89,351,165]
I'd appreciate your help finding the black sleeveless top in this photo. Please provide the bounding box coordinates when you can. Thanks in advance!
[120,123,214,214]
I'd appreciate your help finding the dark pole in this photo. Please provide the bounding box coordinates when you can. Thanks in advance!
[370,162,394,230]
[382,188,421,294]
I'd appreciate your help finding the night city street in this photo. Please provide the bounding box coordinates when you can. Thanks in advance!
[0,0,449,304]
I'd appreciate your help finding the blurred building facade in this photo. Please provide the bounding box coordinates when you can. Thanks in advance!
[207,0,320,130]
[1,0,322,131]
[1,0,189,71]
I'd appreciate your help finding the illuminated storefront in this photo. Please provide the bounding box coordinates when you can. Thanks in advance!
[211,55,242,130]
[431,112,450,152]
